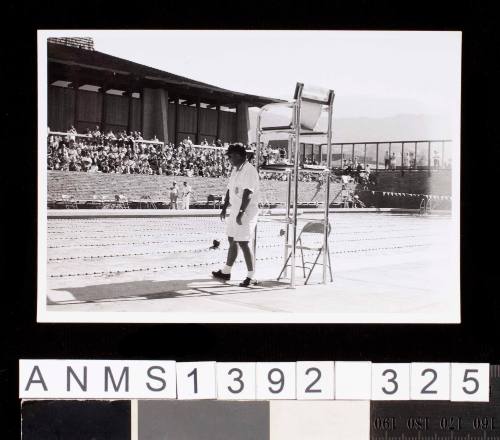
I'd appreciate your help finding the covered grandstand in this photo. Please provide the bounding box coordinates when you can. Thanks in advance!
[47,39,280,145]
[45,38,452,210]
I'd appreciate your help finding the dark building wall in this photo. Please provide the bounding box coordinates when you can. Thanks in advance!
[177,104,197,143]
[104,94,128,133]
[129,97,142,133]
[168,103,176,143]
[219,110,236,143]
[48,86,75,131]
[373,170,451,195]
[198,107,218,143]
[49,85,245,143]
[76,90,103,132]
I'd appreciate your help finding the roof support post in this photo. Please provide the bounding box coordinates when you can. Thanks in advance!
[236,101,250,144]
[141,88,169,142]
[216,105,221,143]
[195,100,201,144]
[175,98,180,146]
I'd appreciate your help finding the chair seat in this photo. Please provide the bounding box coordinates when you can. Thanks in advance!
[259,126,329,136]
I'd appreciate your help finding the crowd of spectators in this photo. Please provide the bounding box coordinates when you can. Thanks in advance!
[47,126,319,181]
[47,126,235,178]
[340,158,376,188]
[49,127,422,186]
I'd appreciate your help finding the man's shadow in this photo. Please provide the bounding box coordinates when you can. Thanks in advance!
[48,278,288,305]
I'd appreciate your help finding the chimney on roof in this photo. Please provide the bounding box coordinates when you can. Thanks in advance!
[47,37,95,51]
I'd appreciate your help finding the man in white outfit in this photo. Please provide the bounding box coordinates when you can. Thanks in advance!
[182,181,192,210]
[212,143,260,287]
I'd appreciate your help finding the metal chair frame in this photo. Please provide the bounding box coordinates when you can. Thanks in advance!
[277,220,333,285]
[255,82,336,288]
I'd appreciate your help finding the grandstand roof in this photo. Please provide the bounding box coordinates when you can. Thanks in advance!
[47,42,280,108]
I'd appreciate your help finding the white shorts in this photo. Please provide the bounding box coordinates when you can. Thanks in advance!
[225,206,259,242]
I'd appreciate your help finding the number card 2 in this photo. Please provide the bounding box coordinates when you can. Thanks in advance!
[176,362,216,399]
[216,363,256,400]
[371,363,410,400]
[256,363,296,400]
[450,363,489,402]
[296,361,335,400]
[410,363,450,400]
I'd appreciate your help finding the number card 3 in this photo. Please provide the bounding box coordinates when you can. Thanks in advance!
[216,363,256,400]
[176,362,216,399]
[371,364,410,400]
[296,361,335,400]
[450,363,489,402]
[410,363,450,400]
[256,363,296,400]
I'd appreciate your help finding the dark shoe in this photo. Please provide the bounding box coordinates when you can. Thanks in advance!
[212,269,230,281]
[239,277,258,287]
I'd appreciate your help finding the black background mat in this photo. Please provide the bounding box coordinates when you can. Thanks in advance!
[2,2,498,438]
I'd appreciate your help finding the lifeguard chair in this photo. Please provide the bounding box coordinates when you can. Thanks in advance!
[255,82,335,287]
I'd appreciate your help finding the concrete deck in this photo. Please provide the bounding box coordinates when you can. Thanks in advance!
[47,207,421,219]
[42,211,459,323]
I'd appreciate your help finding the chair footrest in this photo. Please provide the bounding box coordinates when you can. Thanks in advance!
[285,244,323,251]
[281,262,331,269]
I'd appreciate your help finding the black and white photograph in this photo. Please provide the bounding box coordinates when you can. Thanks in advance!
[38,30,461,323]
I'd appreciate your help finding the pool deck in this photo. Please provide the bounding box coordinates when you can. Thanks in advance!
[41,211,459,323]
[47,207,421,219]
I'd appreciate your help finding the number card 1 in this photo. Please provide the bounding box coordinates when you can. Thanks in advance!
[371,363,411,400]
[450,363,490,402]
[216,363,256,400]
[296,361,335,400]
[256,363,296,400]
[410,363,450,400]
[176,362,216,400]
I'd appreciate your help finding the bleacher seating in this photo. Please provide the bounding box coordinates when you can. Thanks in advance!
[47,169,451,210]
[47,171,344,208]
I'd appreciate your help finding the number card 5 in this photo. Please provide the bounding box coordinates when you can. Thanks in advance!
[410,363,450,400]
[216,363,256,400]
[296,361,335,400]
[450,363,489,402]
[371,364,410,400]
[256,363,296,400]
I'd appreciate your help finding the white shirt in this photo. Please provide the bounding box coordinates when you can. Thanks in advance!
[227,161,260,210]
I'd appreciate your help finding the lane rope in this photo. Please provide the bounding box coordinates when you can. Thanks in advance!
[49,243,432,278]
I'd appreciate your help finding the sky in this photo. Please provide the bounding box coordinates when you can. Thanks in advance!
[84,30,461,120]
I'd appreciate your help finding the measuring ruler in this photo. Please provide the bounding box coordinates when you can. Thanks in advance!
[371,365,500,439]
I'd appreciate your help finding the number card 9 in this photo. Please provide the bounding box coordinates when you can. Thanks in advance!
[256,363,296,400]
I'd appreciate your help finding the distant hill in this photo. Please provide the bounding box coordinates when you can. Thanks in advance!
[248,108,453,144]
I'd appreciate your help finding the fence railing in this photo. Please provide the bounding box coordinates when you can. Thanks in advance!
[48,131,165,147]
[303,139,453,171]
[48,132,453,172]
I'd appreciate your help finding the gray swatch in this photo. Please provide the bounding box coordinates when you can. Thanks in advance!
[138,400,269,440]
